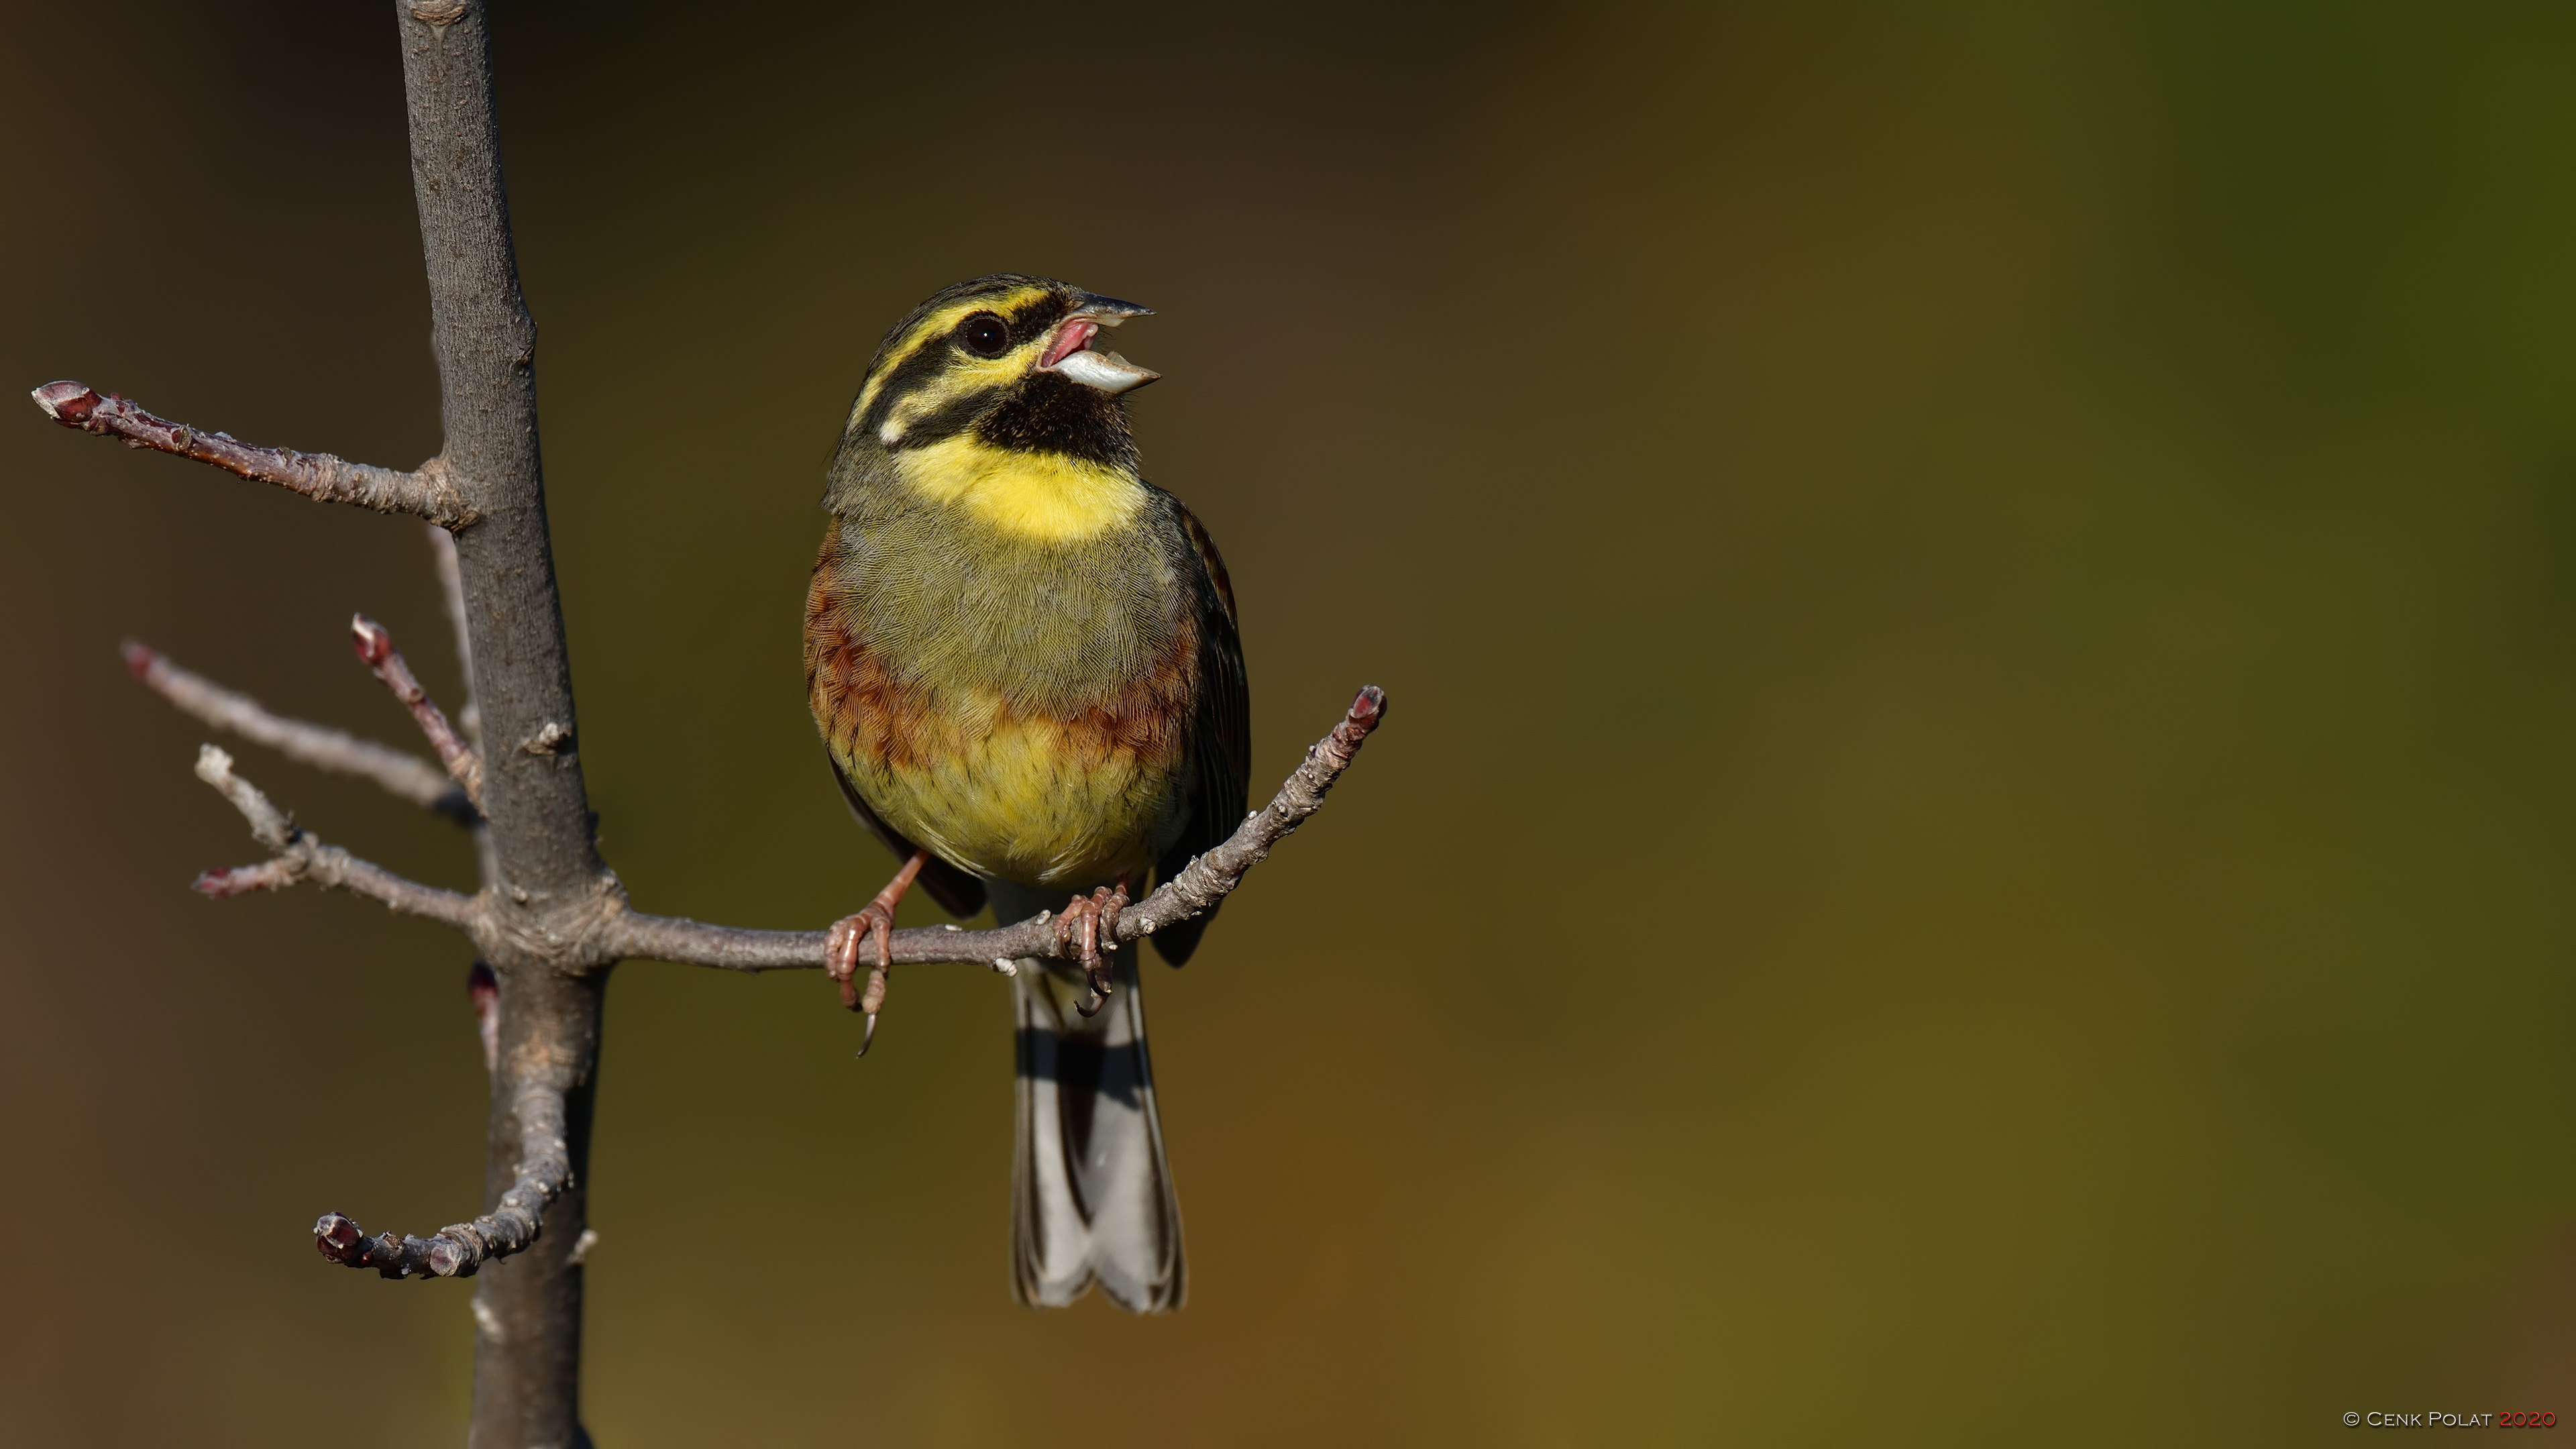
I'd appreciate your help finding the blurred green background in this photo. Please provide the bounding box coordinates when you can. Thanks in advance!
[6,1,2576,1442]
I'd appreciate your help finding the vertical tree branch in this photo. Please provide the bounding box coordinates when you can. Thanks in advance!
[394,4,606,1444]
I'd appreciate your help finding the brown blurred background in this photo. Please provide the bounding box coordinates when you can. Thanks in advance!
[7,1,2576,1443]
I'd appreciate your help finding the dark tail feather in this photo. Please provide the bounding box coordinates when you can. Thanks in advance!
[996,881,1183,1312]
[1144,906,1212,967]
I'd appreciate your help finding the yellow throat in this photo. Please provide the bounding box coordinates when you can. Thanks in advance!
[894,434,1145,544]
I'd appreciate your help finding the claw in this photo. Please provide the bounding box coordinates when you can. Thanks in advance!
[828,848,928,1055]
[825,905,894,1014]
[1053,878,1131,1017]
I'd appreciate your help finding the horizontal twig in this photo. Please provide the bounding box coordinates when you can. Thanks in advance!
[125,641,469,815]
[602,686,1389,971]
[178,687,1386,979]
[315,1082,569,1279]
[352,615,484,808]
[30,382,476,527]
[191,746,478,926]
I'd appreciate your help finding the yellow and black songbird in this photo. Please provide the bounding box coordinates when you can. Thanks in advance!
[804,274,1248,1312]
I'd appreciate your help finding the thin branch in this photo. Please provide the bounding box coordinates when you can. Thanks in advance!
[352,614,484,808]
[190,746,479,927]
[124,641,469,815]
[603,686,1390,971]
[604,914,828,972]
[1126,684,1385,938]
[176,682,1388,973]
[426,524,483,747]
[423,523,503,889]
[315,1081,569,1278]
[30,382,477,527]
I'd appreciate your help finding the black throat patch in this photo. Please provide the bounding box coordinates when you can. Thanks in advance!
[971,371,1139,472]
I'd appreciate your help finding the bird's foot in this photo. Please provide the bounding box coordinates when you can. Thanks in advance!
[1053,879,1130,1017]
[827,848,928,1056]
[824,906,893,1036]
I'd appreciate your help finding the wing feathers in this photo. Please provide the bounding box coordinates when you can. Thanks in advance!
[1152,498,1252,967]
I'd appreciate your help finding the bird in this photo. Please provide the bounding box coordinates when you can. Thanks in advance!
[804,274,1249,1313]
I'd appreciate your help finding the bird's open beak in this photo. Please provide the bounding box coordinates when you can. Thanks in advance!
[1038,294,1159,394]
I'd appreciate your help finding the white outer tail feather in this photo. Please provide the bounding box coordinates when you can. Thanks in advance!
[994,879,1185,1312]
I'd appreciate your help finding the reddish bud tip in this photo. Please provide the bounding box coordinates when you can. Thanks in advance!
[193,865,276,897]
[121,639,158,679]
[350,614,391,663]
[315,1212,369,1264]
[30,380,99,424]
[1325,686,1388,754]
[1342,686,1388,738]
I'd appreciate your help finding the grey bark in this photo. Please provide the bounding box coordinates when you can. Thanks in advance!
[315,1081,572,1278]
[395,3,604,1444]
[191,745,484,920]
[352,614,486,808]
[28,382,474,525]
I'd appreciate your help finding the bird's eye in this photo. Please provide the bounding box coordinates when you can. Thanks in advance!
[961,313,1011,358]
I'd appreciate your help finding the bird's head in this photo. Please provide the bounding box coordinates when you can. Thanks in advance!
[837,274,1157,479]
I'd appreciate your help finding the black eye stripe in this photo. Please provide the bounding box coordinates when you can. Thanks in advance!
[849,279,1084,440]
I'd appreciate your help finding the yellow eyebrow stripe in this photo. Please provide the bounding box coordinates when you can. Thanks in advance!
[849,285,1051,428]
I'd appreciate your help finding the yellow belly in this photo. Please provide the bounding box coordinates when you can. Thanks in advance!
[834,694,1187,889]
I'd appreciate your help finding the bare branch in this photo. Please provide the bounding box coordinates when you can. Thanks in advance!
[30,382,477,527]
[195,743,294,851]
[603,686,1390,971]
[423,524,504,890]
[164,665,1383,986]
[352,615,484,808]
[604,914,828,972]
[315,1081,568,1278]
[426,525,482,747]
[124,641,469,815]
[1126,684,1386,939]
[388,3,608,1423]
[189,746,479,927]
[193,859,302,897]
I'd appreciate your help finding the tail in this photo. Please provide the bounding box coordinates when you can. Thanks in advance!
[992,879,1185,1313]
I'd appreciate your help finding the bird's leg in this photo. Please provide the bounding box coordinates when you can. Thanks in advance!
[1054,875,1132,1017]
[827,847,928,1056]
